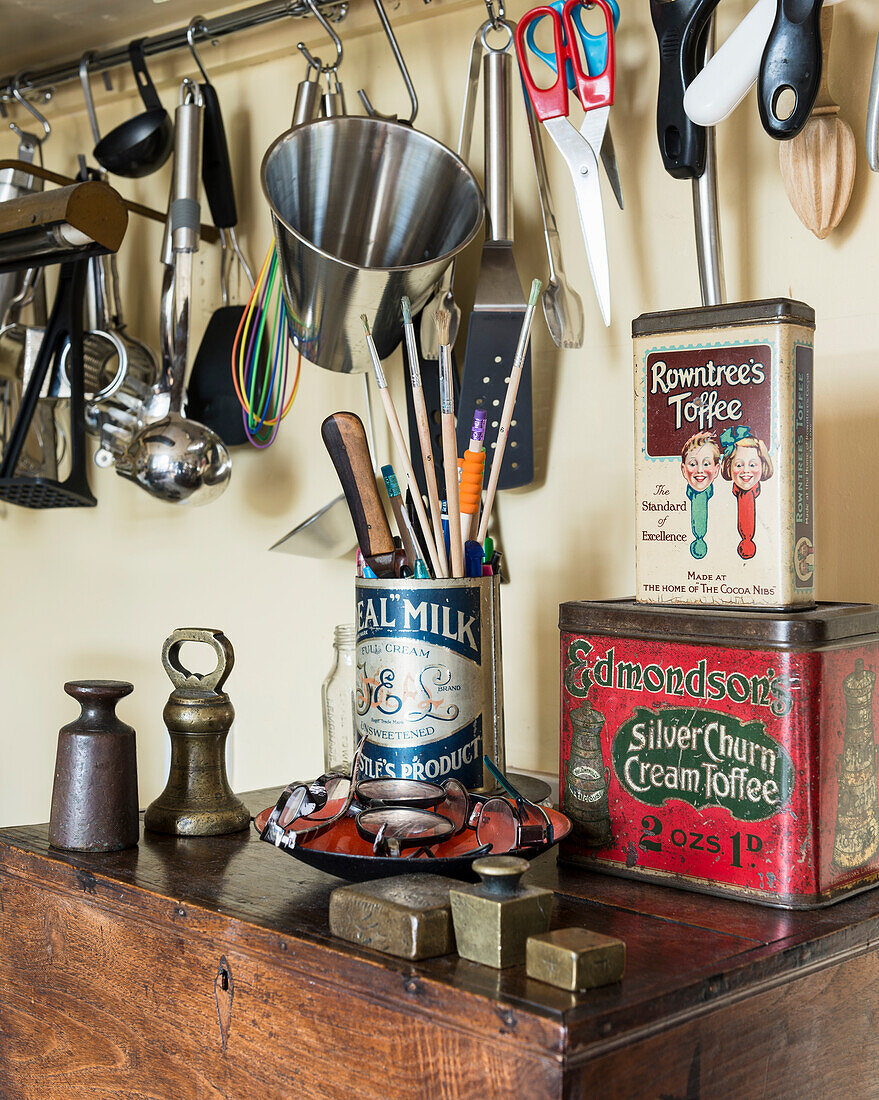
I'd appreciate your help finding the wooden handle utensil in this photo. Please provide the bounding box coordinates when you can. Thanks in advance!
[321,411,400,578]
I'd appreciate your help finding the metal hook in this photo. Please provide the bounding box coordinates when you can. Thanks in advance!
[187,17,212,83]
[484,0,505,32]
[357,0,418,124]
[298,0,343,75]
[9,73,50,142]
[79,52,102,146]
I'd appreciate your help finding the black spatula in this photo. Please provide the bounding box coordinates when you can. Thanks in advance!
[186,80,254,446]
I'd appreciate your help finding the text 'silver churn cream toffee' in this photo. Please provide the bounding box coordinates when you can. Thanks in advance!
[355,576,504,793]
[558,600,879,909]
[632,299,816,610]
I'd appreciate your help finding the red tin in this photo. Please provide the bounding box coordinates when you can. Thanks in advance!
[559,600,879,908]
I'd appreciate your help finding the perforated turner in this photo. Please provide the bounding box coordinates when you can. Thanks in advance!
[457,26,533,490]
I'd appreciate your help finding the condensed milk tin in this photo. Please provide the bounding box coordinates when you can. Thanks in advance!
[632,299,815,609]
[559,599,879,909]
[355,576,504,792]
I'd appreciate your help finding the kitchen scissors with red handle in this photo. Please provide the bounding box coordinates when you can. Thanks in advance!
[516,0,615,326]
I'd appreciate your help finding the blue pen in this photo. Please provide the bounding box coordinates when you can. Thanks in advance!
[363,561,378,579]
[464,541,484,579]
[441,501,451,561]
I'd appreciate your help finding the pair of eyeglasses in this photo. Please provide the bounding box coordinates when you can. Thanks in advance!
[483,755,555,848]
[354,776,477,857]
[354,772,553,858]
[260,737,366,851]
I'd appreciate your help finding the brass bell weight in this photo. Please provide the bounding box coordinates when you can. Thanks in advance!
[144,628,250,836]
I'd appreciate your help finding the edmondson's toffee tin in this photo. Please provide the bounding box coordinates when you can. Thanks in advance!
[559,599,879,909]
[355,576,504,792]
[633,299,815,609]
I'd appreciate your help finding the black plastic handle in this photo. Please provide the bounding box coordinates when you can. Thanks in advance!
[758,0,825,140]
[649,0,722,180]
[0,260,83,478]
[200,82,237,229]
[128,39,163,114]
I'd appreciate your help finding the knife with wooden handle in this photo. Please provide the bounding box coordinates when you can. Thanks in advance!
[321,412,402,578]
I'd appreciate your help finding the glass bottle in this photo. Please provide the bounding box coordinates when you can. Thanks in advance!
[322,623,357,773]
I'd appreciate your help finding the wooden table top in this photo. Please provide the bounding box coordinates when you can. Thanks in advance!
[3,787,879,1066]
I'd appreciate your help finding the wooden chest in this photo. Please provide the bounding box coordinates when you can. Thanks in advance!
[1,789,879,1097]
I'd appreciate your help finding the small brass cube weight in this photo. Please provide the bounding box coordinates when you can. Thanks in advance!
[526,928,626,992]
[144,628,250,837]
[329,875,458,960]
[449,856,553,969]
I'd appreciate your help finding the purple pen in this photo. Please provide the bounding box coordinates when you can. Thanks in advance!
[460,409,488,543]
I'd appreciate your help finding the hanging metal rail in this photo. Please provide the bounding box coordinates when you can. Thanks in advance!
[0,0,348,102]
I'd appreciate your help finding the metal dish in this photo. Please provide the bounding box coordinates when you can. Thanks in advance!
[253,800,571,882]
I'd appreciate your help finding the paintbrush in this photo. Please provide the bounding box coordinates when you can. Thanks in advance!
[402,296,449,579]
[435,307,464,578]
[382,464,425,573]
[477,279,542,545]
[361,315,445,578]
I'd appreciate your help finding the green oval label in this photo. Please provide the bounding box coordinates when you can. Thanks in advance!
[611,707,795,822]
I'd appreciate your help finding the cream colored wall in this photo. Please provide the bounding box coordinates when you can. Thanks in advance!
[2,0,878,828]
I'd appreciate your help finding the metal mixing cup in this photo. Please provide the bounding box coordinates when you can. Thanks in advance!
[262,116,484,374]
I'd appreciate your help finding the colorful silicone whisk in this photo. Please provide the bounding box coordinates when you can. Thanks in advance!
[231,246,301,448]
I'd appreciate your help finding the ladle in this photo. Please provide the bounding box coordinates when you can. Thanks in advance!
[80,43,173,178]
[115,81,230,505]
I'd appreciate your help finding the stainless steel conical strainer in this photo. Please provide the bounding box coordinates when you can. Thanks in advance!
[261,116,484,374]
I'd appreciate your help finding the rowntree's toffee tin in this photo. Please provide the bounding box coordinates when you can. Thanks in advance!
[559,599,879,909]
[633,299,815,609]
[355,576,504,792]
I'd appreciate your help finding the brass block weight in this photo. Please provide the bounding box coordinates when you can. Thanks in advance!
[527,927,626,992]
[144,628,250,837]
[449,856,553,969]
[329,875,459,960]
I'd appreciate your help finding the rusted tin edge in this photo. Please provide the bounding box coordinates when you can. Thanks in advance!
[558,853,879,910]
[558,600,879,652]
[632,298,816,338]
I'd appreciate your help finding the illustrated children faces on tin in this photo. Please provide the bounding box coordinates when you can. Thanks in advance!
[720,427,773,560]
[681,432,721,560]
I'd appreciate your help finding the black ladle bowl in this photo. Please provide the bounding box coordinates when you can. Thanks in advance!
[94,39,173,178]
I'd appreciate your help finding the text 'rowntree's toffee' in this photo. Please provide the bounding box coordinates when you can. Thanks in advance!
[633,299,815,610]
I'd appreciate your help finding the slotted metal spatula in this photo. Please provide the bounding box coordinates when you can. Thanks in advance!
[457,24,533,490]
